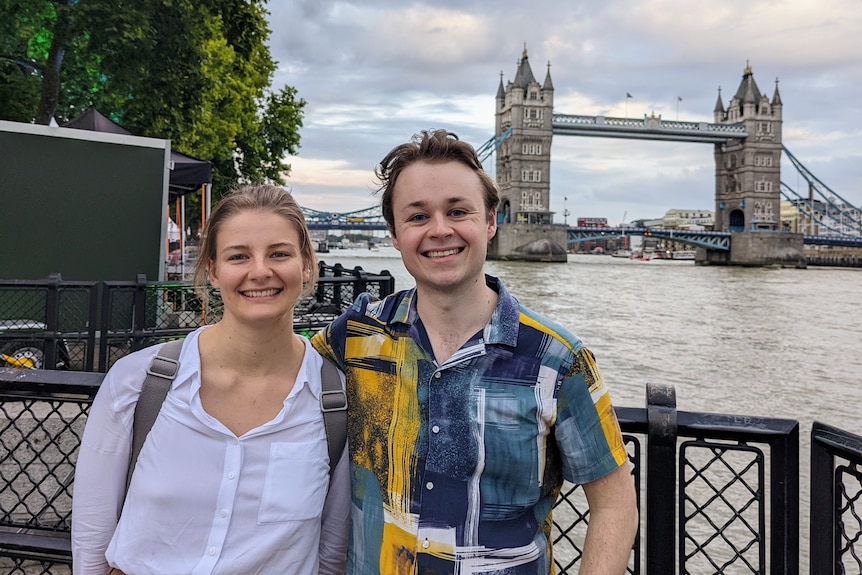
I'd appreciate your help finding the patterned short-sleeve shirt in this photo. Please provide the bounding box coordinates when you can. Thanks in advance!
[311,275,627,574]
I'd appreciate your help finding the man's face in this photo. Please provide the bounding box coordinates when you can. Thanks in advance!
[390,160,496,295]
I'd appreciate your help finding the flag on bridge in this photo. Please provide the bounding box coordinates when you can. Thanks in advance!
[678,96,683,101]
[626,92,633,98]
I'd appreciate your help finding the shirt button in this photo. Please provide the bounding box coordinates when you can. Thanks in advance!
[228,472,236,480]
[232,438,238,445]
[220,510,228,518]
[209,547,216,556]
[422,540,430,549]
[426,481,434,490]
[431,425,440,434]
[434,372,441,379]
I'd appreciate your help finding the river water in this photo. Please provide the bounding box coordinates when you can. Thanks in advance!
[319,245,862,568]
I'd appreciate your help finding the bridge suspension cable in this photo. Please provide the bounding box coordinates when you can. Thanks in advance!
[782,146,861,213]
[780,184,859,236]
[476,127,512,164]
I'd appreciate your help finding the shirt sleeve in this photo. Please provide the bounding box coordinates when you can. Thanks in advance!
[71,367,134,575]
[554,347,628,485]
[317,440,351,574]
[311,312,348,370]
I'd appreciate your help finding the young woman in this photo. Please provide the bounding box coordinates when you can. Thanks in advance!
[72,185,350,575]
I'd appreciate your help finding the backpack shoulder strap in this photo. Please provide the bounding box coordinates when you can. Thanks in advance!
[126,339,183,493]
[319,358,347,479]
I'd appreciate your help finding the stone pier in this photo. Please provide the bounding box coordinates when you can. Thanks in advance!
[488,223,568,262]
[700,231,806,267]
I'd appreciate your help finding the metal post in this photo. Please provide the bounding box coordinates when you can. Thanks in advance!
[770,419,799,574]
[809,422,835,573]
[131,274,148,352]
[44,273,61,369]
[646,382,677,575]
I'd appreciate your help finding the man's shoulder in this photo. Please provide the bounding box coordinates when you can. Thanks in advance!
[513,301,585,355]
[348,289,412,322]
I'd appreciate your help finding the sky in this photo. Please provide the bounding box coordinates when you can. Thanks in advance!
[265,0,862,225]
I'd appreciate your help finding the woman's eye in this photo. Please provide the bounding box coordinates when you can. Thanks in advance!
[227,253,247,261]
[408,214,427,222]
[450,209,467,217]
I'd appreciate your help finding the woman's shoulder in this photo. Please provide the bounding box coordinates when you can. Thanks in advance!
[103,328,204,394]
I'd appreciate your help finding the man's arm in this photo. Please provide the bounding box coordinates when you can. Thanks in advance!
[579,463,639,575]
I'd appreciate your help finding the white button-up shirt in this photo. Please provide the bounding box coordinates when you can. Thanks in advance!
[72,327,350,575]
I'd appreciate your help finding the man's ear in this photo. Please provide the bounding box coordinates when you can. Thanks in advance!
[487,209,498,240]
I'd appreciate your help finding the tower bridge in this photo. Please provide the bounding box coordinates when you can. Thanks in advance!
[487,47,860,265]
[300,47,861,263]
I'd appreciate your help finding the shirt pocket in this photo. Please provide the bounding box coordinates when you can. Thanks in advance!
[258,439,329,524]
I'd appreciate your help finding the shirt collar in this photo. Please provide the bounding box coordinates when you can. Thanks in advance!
[387,274,520,348]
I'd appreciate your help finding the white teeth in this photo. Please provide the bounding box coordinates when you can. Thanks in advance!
[426,248,460,258]
[242,288,280,297]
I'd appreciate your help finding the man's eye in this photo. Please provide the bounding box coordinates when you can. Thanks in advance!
[408,214,427,222]
[450,209,467,217]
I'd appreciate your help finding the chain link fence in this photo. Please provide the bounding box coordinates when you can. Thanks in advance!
[0,264,395,373]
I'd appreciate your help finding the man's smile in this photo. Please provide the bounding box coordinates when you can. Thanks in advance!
[424,248,463,258]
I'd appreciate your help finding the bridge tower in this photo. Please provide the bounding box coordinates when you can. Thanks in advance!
[489,46,567,261]
[713,63,783,232]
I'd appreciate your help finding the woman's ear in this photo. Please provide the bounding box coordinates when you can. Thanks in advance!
[207,259,220,289]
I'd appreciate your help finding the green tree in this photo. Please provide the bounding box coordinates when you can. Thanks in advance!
[0,0,304,198]
[0,0,52,122]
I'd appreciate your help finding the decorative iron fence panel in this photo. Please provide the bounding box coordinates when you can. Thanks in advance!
[810,421,862,574]
[0,369,100,573]
[550,385,800,575]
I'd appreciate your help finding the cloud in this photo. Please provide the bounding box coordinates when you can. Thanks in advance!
[265,0,862,221]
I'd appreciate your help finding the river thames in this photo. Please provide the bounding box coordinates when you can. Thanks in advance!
[320,245,861,569]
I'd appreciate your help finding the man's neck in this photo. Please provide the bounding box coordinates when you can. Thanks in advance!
[414,276,497,363]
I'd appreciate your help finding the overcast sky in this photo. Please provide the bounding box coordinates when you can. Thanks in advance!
[266,0,861,225]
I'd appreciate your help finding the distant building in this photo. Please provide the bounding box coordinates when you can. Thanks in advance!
[781,199,862,236]
[660,209,715,231]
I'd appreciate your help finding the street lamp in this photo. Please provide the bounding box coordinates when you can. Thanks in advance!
[563,196,569,226]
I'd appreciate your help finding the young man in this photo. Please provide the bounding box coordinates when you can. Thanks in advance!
[312,129,638,574]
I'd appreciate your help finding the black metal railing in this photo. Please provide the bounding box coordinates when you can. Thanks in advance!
[810,422,862,574]
[2,373,861,574]
[550,384,802,574]
[0,264,396,373]
[0,369,100,575]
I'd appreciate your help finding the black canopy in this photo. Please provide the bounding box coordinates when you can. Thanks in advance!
[62,108,212,196]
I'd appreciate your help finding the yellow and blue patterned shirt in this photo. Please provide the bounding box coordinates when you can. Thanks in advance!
[311,275,627,575]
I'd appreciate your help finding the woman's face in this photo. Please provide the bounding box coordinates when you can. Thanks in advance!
[207,210,308,325]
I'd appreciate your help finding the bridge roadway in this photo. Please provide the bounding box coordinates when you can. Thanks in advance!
[551,114,748,143]
[567,227,862,250]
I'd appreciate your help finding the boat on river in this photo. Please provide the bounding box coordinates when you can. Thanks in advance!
[672,250,696,260]
[629,250,653,261]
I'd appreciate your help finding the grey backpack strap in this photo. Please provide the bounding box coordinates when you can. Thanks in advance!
[126,339,184,493]
[319,358,347,479]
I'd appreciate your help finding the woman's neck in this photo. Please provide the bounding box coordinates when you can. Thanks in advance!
[199,318,304,377]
